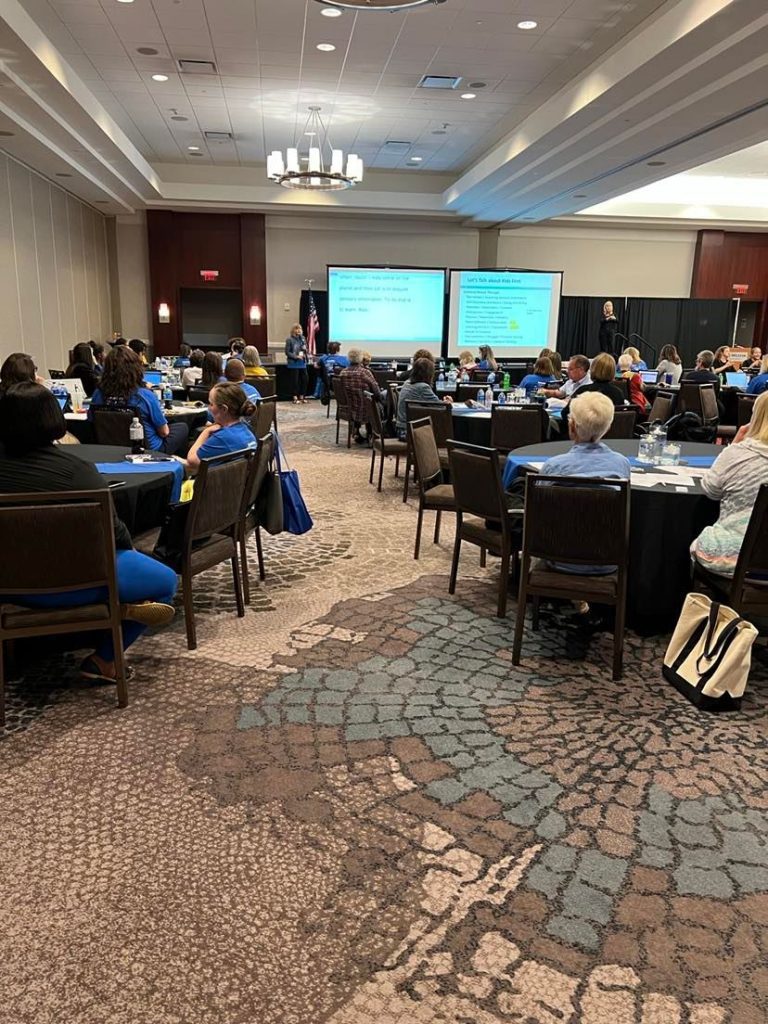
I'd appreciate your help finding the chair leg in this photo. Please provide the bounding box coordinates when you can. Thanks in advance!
[369,445,376,484]
[402,454,411,503]
[232,555,245,618]
[512,577,528,665]
[255,526,266,581]
[377,448,385,492]
[112,625,128,708]
[433,510,442,544]
[449,520,462,595]
[497,546,510,618]
[613,597,626,681]
[0,638,5,729]
[480,547,487,568]
[532,596,541,631]
[394,455,400,478]
[240,532,251,605]
[335,417,340,445]
[183,572,197,651]
[347,420,353,449]
[414,502,425,560]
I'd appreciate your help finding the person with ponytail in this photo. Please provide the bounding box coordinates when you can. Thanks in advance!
[185,382,257,471]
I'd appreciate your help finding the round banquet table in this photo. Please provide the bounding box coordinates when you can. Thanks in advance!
[505,440,720,635]
[64,403,208,444]
[451,404,492,445]
[66,444,179,537]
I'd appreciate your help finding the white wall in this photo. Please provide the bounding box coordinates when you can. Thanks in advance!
[113,212,151,341]
[265,215,479,342]
[498,224,698,297]
[0,152,112,373]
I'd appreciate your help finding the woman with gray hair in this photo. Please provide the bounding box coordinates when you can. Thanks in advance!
[339,348,382,444]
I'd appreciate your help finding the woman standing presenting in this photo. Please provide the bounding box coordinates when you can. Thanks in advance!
[285,323,308,404]
[598,300,619,353]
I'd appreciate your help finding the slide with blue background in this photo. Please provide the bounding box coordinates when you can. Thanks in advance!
[448,269,562,358]
[328,267,445,353]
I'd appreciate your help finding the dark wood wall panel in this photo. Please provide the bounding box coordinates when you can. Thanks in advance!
[691,230,768,346]
[146,210,267,355]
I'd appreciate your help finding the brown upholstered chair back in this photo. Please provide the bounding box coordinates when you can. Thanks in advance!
[364,392,385,440]
[472,370,490,383]
[733,484,768,586]
[252,396,277,437]
[603,407,637,439]
[446,440,506,522]
[490,405,545,451]
[614,378,630,402]
[188,386,210,404]
[243,432,275,511]
[456,383,486,403]
[405,402,453,447]
[0,490,115,594]
[522,475,630,567]
[678,382,710,417]
[408,418,442,490]
[648,391,674,424]
[188,450,252,541]
[254,376,276,399]
[699,385,719,422]
[737,393,758,428]
[332,376,349,413]
[92,408,134,446]
[387,382,401,416]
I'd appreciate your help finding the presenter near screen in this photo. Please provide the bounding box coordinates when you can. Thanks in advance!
[598,300,619,353]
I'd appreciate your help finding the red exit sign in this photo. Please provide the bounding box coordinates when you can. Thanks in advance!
[200,270,219,282]
[733,283,749,295]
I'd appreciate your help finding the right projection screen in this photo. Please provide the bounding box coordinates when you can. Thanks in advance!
[448,269,563,360]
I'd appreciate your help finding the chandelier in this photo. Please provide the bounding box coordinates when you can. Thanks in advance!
[267,107,363,191]
[313,0,447,9]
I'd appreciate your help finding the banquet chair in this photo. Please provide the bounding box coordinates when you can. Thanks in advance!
[408,419,456,559]
[490,405,546,454]
[238,432,275,604]
[737,393,758,429]
[403,402,453,503]
[251,395,277,438]
[455,383,486,403]
[332,376,353,448]
[472,370,491,383]
[365,393,407,492]
[646,391,675,425]
[512,475,630,680]
[0,490,127,724]
[697,384,735,442]
[678,383,715,420]
[613,378,630,402]
[693,483,768,625]
[603,407,637,439]
[92,408,134,446]
[446,440,522,617]
[188,386,210,404]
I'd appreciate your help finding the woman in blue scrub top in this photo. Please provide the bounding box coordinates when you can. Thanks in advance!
[186,383,258,472]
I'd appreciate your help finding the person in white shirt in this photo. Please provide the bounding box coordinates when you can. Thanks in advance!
[181,349,205,389]
[541,354,591,400]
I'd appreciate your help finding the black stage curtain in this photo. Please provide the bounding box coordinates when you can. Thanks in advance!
[557,296,624,359]
[625,298,732,367]
[299,289,329,355]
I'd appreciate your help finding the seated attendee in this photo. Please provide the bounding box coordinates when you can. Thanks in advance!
[741,346,763,372]
[747,356,768,395]
[65,342,99,397]
[519,356,557,397]
[243,345,269,378]
[361,350,372,368]
[185,383,258,472]
[458,350,477,377]
[112,336,128,347]
[539,348,563,376]
[655,344,683,385]
[713,345,737,374]
[0,382,178,683]
[90,340,107,377]
[396,357,452,441]
[682,349,721,393]
[228,337,246,360]
[476,345,498,373]
[0,352,39,394]
[617,353,649,416]
[90,345,189,454]
[223,358,261,401]
[128,338,148,365]
[541,355,591,400]
[314,342,349,398]
[174,344,191,369]
[560,353,624,434]
[398,348,435,382]
[692,392,768,577]
[340,349,383,444]
[201,351,224,391]
[622,346,647,372]
[181,349,205,389]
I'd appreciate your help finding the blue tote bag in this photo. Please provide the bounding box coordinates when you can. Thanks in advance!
[275,435,313,535]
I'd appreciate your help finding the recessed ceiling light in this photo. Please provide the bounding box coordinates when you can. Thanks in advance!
[0,130,14,137]
[116,0,134,4]
[137,47,158,56]
[461,93,476,100]
[647,160,666,166]
[305,131,317,136]
[94,200,109,204]
[56,172,73,177]
[409,156,423,162]
[320,6,342,14]
[468,82,486,89]
[517,20,537,30]
[573,193,587,198]
[316,43,336,52]
[188,145,201,151]
[152,74,169,82]
[170,115,188,122]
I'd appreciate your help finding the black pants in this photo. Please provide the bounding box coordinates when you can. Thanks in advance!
[288,367,308,399]
[158,421,189,455]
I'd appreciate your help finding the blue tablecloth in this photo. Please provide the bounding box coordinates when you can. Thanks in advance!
[97,460,183,503]
[502,451,716,489]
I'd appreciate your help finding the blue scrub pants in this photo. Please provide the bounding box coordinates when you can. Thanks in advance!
[8,550,178,660]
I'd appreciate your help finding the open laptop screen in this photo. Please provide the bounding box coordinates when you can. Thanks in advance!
[725,372,749,390]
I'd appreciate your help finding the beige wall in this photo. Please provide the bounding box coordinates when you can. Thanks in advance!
[0,152,111,373]
[498,224,698,297]
[265,215,479,343]
[113,212,151,341]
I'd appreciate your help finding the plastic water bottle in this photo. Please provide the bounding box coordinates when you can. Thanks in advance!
[437,370,445,388]
[163,382,173,408]
[129,416,144,454]
[485,387,494,410]
[487,371,495,386]
[391,359,397,371]
[461,369,469,382]
[497,389,506,405]
[476,388,485,407]
[448,366,457,387]
[502,372,510,391]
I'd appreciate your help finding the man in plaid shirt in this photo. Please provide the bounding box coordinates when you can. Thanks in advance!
[339,349,383,444]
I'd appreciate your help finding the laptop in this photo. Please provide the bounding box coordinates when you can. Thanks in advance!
[57,378,88,412]
[640,371,658,385]
[725,372,749,390]
[144,370,163,387]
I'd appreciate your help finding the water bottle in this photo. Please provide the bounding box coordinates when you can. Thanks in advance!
[485,387,494,410]
[651,423,667,464]
[487,371,495,386]
[163,382,173,409]
[437,370,445,388]
[461,369,469,382]
[497,389,506,405]
[503,372,510,390]
[476,388,485,407]
[448,366,457,387]
[129,416,144,454]
[391,359,397,371]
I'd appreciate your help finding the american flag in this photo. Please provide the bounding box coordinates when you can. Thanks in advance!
[306,288,319,357]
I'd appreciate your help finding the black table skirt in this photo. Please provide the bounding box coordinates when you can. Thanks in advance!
[67,445,176,536]
[510,440,720,635]
[65,407,207,445]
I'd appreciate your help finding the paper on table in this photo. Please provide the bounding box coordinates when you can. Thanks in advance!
[655,466,707,478]
[631,472,694,488]
[523,461,547,471]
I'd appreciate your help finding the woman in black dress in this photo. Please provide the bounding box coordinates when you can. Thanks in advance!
[598,300,619,353]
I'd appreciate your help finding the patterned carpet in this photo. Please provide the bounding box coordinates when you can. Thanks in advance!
[1,403,767,1024]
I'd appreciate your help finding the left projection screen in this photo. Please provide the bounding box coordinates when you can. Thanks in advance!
[328,266,446,355]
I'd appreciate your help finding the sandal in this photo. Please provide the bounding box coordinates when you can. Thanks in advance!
[121,601,175,627]
[80,658,135,685]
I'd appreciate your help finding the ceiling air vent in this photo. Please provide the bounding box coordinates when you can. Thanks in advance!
[204,131,233,142]
[385,141,412,153]
[178,59,217,75]
[418,74,462,90]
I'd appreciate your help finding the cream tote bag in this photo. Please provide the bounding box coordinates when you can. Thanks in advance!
[663,593,758,711]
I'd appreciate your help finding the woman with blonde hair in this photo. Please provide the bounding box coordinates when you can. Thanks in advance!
[539,347,562,376]
[623,346,647,372]
[692,392,768,576]
[560,352,624,434]
[242,345,268,378]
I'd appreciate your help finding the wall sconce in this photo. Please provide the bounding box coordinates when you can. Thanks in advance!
[158,302,170,324]
[249,304,262,326]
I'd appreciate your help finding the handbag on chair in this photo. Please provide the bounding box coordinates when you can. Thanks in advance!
[663,593,757,711]
[275,435,313,536]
